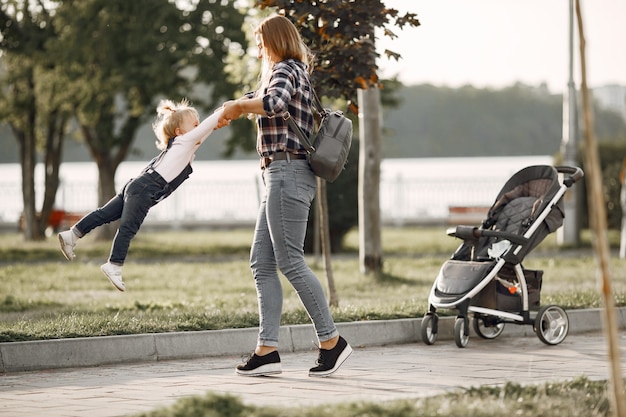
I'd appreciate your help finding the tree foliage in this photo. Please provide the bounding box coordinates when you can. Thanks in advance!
[256,0,420,111]
[584,141,626,230]
[383,83,626,158]
[243,1,418,258]
[51,0,246,213]
[0,0,247,239]
[0,0,72,240]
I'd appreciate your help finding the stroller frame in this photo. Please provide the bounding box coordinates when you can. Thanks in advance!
[421,165,584,348]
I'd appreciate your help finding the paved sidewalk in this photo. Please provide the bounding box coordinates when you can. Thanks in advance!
[1,331,625,417]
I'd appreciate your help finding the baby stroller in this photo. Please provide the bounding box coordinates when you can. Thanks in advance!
[420,165,584,348]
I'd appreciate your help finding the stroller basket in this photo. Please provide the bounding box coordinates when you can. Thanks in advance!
[472,265,543,312]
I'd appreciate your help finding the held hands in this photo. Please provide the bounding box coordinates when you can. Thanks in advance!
[215,100,244,130]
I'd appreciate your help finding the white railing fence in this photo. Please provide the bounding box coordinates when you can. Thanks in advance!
[0,176,501,228]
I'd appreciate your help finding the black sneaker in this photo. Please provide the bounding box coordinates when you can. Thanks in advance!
[308,336,353,377]
[236,351,282,376]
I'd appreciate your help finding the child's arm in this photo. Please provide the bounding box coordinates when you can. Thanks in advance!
[179,108,224,146]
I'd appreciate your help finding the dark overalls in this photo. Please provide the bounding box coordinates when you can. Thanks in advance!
[73,138,192,264]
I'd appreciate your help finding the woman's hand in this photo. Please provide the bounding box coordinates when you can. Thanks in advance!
[215,100,243,129]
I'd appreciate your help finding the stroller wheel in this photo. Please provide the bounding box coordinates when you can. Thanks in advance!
[534,305,569,345]
[454,317,470,348]
[420,313,438,345]
[473,315,505,339]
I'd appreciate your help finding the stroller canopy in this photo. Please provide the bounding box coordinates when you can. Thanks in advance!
[485,165,564,259]
[454,165,564,262]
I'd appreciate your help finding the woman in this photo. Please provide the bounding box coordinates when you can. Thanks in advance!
[59,99,222,291]
[218,15,352,377]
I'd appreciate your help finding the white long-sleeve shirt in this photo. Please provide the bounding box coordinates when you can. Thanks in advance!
[152,108,223,182]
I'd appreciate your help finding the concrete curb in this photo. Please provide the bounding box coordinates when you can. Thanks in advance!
[1,307,624,373]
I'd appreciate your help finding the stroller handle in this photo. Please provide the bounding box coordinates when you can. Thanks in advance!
[447,225,528,246]
[556,165,584,187]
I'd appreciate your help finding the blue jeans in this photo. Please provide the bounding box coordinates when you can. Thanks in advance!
[73,171,170,265]
[250,159,339,347]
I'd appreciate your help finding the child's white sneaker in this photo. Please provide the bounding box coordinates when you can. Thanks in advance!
[100,262,125,292]
[58,230,77,261]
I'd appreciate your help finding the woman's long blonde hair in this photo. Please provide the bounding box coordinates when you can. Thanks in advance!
[152,98,198,150]
[255,15,314,97]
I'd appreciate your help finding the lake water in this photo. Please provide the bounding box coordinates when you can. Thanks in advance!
[0,155,553,226]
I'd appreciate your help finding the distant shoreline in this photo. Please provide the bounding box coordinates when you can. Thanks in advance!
[0,156,553,227]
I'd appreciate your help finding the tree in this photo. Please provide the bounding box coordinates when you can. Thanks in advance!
[256,0,419,105]
[251,0,419,299]
[256,0,420,273]
[0,0,72,241]
[1,0,247,240]
[47,0,246,238]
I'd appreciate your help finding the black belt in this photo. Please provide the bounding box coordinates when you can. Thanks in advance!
[260,152,307,169]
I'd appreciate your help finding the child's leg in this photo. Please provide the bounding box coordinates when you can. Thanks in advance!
[107,189,154,265]
[59,192,125,261]
[100,175,158,291]
[73,192,126,237]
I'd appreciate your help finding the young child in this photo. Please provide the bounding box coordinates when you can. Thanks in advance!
[58,99,222,291]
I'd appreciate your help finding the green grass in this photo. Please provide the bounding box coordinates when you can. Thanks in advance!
[2,227,626,416]
[0,227,625,341]
[132,376,615,417]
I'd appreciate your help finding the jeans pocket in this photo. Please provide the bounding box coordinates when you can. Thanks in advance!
[125,178,149,197]
[295,169,317,203]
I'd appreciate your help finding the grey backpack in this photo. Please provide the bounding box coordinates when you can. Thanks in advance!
[286,90,353,183]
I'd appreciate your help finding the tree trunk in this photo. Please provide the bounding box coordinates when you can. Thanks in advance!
[312,193,321,263]
[619,164,626,259]
[16,116,68,241]
[14,89,46,241]
[94,157,119,240]
[16,126,40,241]
[357,87,383,275]
[12,74,67,241]
[317,179,338,307]
[81,125,122,241]
[40,112,67,236]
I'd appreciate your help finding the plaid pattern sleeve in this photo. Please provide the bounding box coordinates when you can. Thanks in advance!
[257,59,314,156]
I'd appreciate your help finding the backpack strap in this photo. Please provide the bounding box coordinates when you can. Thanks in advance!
[143,137,176,173]
[284,113,315,153]
[284,72,327,153]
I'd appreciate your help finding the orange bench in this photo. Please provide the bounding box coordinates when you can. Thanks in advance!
[19,210,85,232]
[447,206,490,225]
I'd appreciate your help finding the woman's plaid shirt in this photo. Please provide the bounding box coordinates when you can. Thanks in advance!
[255,59,314,157]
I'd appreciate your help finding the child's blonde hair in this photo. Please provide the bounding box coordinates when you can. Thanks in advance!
[152,98,199,150]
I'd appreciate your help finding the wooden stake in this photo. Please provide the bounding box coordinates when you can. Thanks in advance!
[575,2,626,415]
